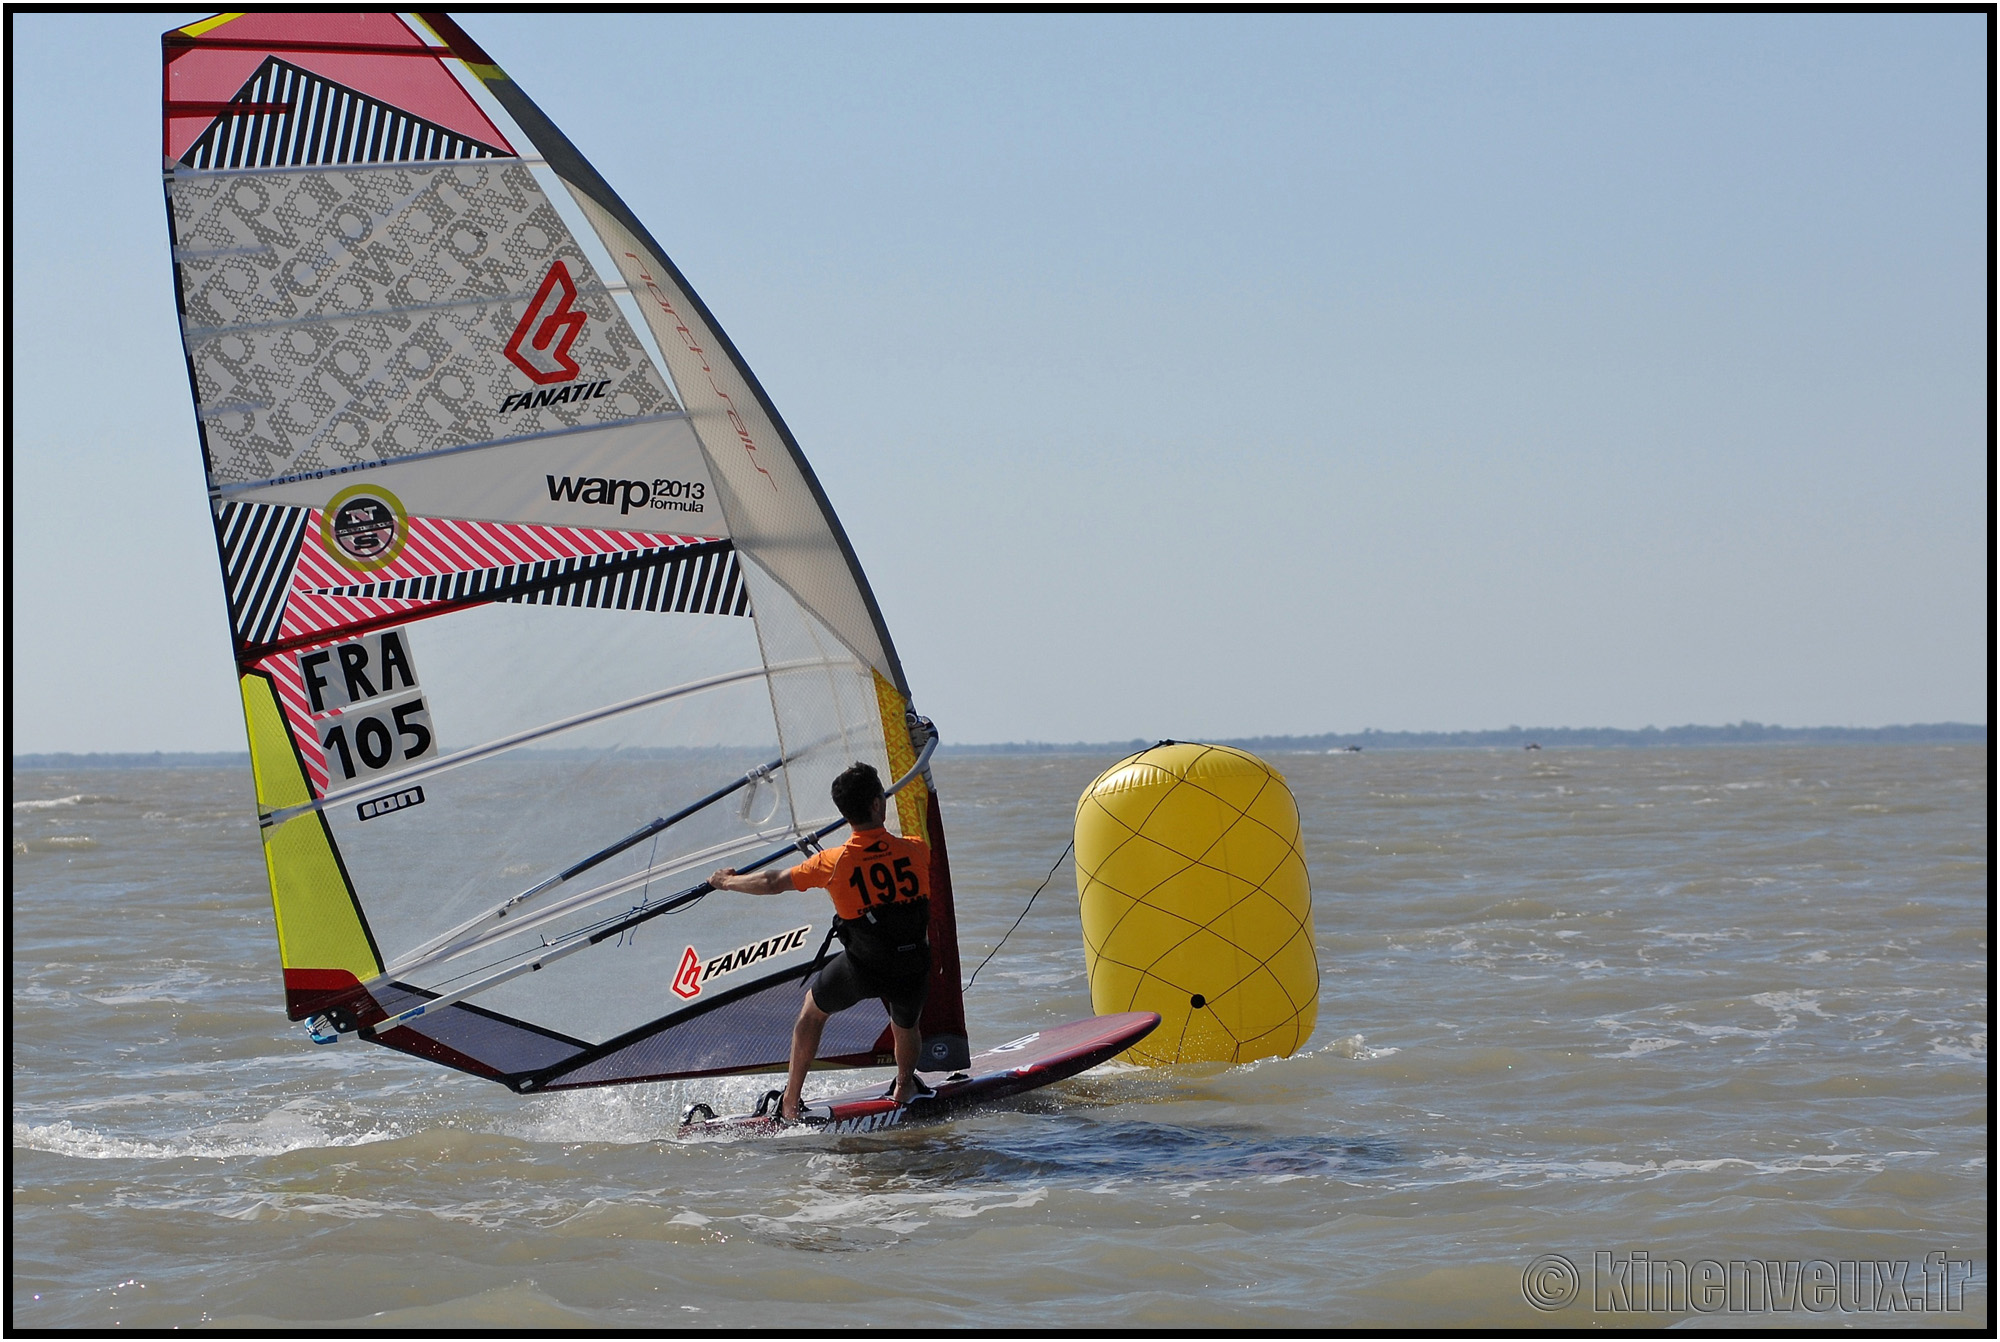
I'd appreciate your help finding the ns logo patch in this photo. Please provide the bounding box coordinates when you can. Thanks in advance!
[320,484,408,571]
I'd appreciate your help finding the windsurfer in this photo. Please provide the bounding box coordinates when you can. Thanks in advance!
[710,762,934,1121]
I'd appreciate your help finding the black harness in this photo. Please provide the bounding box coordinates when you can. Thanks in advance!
[836,897,931,968]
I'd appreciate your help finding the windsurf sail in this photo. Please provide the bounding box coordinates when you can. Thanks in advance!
[161,11,969,1092]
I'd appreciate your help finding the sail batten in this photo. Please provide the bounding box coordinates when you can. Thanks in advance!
[384,814,838,981]
[166,10,970,1083]
[203,408,698,499]
[258,657,854,828]
[175,269,640,342]
[246,538,748,663]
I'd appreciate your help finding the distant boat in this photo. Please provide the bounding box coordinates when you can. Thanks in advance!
[1525,743,1542,751]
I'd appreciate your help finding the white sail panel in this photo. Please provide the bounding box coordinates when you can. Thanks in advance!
[218,417,726,536]
[567,194,896,685]
[170,158,679,488]
[734,558,903,837]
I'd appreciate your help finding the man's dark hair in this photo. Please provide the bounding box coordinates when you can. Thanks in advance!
[830,761,886,827]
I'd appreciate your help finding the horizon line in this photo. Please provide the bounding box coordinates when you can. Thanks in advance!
[10,719,1987,766]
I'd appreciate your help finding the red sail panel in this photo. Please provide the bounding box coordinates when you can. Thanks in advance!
[164,12,511,160]
[275,514,718,647]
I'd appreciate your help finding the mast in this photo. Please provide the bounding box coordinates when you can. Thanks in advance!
[415,12,967,1070]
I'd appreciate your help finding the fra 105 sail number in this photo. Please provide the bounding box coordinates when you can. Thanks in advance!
[294,629,439,785]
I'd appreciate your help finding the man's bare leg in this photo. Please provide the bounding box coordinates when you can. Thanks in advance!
[783,993,830,1121]
[890,1022,923,1104]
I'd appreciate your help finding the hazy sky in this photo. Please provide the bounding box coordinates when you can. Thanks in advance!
[10,12,1988,752]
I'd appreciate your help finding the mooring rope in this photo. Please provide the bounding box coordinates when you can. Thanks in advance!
[963,839,1075,993]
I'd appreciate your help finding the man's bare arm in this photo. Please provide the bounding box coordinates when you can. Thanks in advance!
[710,866,794,895]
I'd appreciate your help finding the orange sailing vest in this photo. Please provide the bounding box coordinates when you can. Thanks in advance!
[790,827,933,921]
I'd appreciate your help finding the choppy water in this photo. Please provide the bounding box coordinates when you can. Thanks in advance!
[11,745,1988,1329]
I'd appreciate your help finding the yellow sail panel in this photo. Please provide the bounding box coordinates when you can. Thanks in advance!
[176,13,243,38]
[241,675,381,1014]
[875,672,927,842]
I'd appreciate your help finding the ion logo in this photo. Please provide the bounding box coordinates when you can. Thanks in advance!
[504,260,589,385]
[357,785,424,821]
[672,946,703,1000]
[319,484,408,571]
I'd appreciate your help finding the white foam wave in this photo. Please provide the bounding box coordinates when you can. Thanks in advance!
[17,835,98,851]
[752,1185,1048,1235]
[167,1190,419,1222]
[1419,1150,1896,1185]
[1680,1022,1780,1041]
[1320,1033,1400,1059]
[1924,1033,1987,1062]
[1638,927,1735,944]
[1750,991,1829,1019]
[13,794,116,810]
[498,1073,796,1144]
[83,968,219,1006]
[14,1101,398,1160]
[1593,1036,1684,1059]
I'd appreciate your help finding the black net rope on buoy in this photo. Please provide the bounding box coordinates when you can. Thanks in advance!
[964,839,1074,994]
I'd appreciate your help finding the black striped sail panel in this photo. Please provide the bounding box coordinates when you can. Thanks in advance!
[216,502,310,649]
[302,542,753,621]
[161,11,970,1088]
[178,57,508,170]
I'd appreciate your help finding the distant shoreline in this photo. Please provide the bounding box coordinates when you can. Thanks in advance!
[10,722,1985,769]
[944,722,1989,754]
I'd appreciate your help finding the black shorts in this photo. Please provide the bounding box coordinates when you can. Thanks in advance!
[810,948,930,1030]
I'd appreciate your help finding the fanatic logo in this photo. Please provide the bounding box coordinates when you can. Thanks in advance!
[672,946,703,1000]
[504,260,588,385]
[668,927,811,1003]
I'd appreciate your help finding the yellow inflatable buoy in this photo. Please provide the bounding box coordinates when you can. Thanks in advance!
[1075,742,1318,1065]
